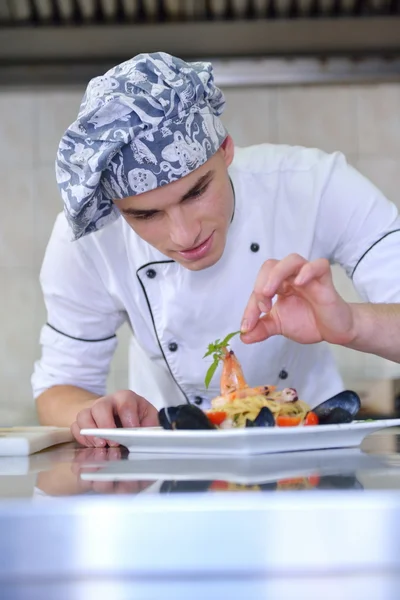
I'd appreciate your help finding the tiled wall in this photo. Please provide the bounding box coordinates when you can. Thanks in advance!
[0,82,399,425]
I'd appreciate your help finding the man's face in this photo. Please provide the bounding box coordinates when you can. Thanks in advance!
[114,136,235,271]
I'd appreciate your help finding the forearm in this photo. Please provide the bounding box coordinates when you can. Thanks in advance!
[36,385,100,427]
[345,303,400,363]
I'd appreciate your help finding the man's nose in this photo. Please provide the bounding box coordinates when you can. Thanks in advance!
[169,211,201,249]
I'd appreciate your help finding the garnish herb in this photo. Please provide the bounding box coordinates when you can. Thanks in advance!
[203,331,241,388]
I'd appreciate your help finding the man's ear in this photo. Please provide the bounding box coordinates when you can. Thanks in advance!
[220,135,234,168]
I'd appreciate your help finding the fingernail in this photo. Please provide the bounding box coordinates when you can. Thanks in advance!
[294,275,304,285]
[108,441,119,448]
[94,437,105,447]
[241,319,249,332]
[258,301,268,314]
[263,284,272,295]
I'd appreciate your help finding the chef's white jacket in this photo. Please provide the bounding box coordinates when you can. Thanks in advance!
[32,144,400,410]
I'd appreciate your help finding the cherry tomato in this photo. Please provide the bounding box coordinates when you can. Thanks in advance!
[276,415,302,427]
[207,411,227,426]
[209,480,229,491]
[308,474,321,486]
[278,477,305,485]
[304,412,319,426]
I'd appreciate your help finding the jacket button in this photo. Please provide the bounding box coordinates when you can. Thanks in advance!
[250,243,260,253]
[168,342,178,352]
[194,396,203,405]
[146,269,156,279]
[279,369,288,380]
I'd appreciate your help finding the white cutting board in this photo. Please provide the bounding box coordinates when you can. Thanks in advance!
[0,427,73,456]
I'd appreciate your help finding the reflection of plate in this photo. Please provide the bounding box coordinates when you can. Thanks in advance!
[80,447,386,486]
[81,419,400,456]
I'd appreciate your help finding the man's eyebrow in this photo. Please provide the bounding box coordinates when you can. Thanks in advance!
[181,171,213,201]
[120,206,157,216]
[119,170,214,216]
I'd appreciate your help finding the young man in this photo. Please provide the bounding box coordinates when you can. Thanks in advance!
[32,52,400,447]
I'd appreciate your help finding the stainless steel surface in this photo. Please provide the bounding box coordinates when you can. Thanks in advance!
[1,492,400,599]
[214,56,400,87]
[2,56,400,89]
[0,429,399,497]
[1,18,400,89]
[1,431,400,598]
[1,0,398,25]
[2,18,400,61]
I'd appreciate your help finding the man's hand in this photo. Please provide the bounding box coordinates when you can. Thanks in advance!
[241,254,356,346]
[70,447,157,495]
[71,390,159,448]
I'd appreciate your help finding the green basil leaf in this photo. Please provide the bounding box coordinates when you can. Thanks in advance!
[220,330,241,348]
[205,359,219,389]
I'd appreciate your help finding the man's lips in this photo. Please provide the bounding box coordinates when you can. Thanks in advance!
[177,232,214,261]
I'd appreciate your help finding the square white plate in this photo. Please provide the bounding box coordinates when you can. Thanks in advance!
[79,447,388,485]
[81,419,400,456]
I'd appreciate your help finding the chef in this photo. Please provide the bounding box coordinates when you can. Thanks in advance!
[32,52,400,447]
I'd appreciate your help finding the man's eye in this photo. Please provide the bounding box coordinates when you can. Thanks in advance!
[134,212,157,221]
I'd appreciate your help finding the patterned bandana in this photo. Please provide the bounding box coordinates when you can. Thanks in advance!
[56,52,228,240]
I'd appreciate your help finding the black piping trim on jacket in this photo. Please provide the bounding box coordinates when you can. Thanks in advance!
[229,175,236,224]
[351,229,400,279]
[136,260,190,404]
[46,323,117,343]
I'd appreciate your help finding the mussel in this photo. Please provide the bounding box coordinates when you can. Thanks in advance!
[313,390,361,425]
[316,475,364,490]
[158,404,215,430]
[160,480,213,493]
[245,406,275,428]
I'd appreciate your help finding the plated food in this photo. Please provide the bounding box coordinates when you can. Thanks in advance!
[159,474,363,493]
[159,331,361,431]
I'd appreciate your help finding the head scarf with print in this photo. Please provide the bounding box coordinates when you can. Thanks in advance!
[56,52,228,240]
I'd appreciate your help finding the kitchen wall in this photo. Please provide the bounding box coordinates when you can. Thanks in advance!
[0,81,399,425]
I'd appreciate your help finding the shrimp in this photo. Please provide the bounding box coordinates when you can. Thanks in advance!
[205,340,304,429]
[219,348,248,395]
[212,385,277,407]
[212,347,276,406]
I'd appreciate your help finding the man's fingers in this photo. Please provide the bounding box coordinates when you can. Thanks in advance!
[114,393,141,428]
[294,258,331,286]
[116,481,141,494]
[91,399,117,428]
[242,256,306,334]
[107,447,122,461]
[241,292,262,333]
[92,481,116,494]
[138,399,160,427]
[241,291,274,333]
[241,312,281,344]
[294,258,339,306]
[71,421,95,448]
[90,399,120,447]
[252,259,279,295]
[261,254,307,296]
[74,392,158,451]
[76,407,106,448]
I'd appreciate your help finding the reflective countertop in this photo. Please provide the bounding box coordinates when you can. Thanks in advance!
[0,428,399,499]
[2,431,400,600]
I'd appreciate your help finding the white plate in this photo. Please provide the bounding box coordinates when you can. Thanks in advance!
[79,447,388,485]
[81,419,400,456]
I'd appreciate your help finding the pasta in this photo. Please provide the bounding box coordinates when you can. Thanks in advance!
[209,390,311,428]
[204,335,314,429]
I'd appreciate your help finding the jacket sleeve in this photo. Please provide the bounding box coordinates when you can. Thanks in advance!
[312,152,400,302]
[32,213,127,398]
